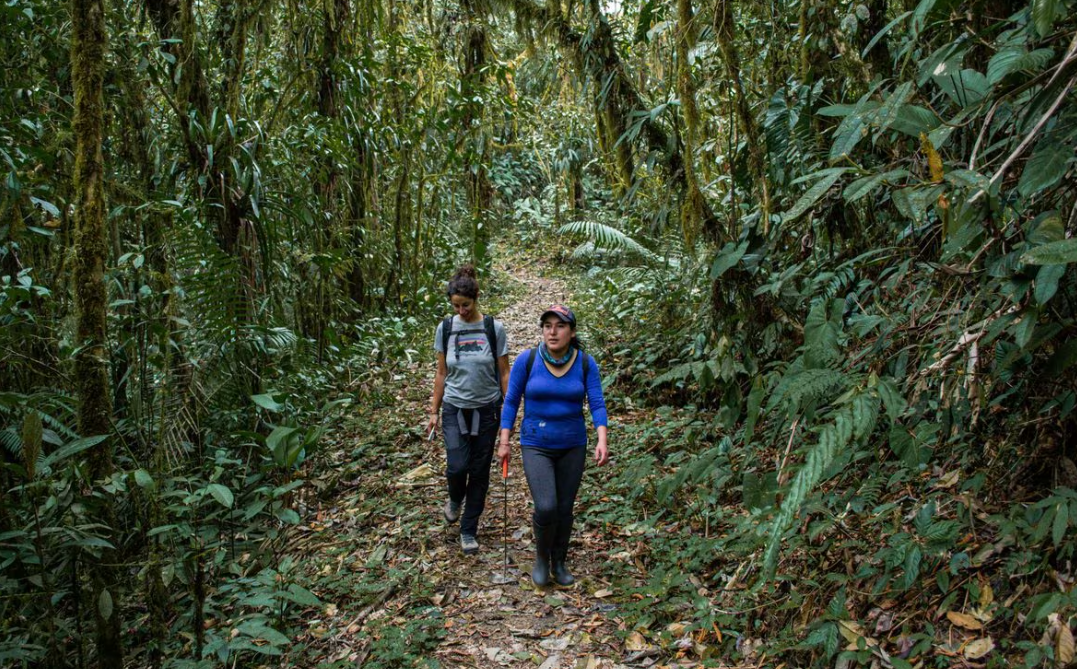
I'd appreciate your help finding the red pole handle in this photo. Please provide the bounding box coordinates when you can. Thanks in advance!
[501,457,508,478]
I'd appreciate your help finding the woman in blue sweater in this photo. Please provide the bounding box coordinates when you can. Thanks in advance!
[498,304,608,586]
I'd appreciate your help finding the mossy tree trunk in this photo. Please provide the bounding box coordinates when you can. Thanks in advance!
[675,0,710,244]
[461,0,494,268]
[714,0,772,228]
[70,0,123,664]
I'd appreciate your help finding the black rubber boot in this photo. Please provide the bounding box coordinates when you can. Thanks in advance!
[551,523,574,586]
[531,523,553,587]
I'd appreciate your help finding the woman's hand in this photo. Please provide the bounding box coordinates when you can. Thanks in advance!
[425,412,439,439]
[594,442,609,466]
[497,428,512,463]
[497,440,511,464]
[594,426,609,466]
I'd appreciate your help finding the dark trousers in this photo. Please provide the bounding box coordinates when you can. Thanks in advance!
[442,401,499,536]
[522,446,586,555]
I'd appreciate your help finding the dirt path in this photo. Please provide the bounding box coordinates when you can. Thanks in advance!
[304,259,635,668]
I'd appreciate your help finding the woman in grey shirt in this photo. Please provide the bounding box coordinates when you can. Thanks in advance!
[426,265,509,554]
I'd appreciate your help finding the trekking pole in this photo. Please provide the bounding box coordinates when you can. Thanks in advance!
[502,456,509,571]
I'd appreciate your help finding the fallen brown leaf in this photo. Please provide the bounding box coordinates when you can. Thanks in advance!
[964,637,994,659]
[947,611,983,631]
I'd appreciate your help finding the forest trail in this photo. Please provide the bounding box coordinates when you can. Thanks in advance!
[301,256,643,668]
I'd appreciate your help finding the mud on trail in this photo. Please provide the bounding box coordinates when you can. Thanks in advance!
[294,259,642,669]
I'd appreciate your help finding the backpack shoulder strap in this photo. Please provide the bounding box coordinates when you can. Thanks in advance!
[524,346,538,392]
[441,316,453,354]
[484,315,498,365]
[580,351,589,389]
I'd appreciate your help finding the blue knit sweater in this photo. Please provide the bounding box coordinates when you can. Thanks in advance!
[499,348,608,449]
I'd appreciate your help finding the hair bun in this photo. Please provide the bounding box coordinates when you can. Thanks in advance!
[452,264,477,281]
[447,264,480,299]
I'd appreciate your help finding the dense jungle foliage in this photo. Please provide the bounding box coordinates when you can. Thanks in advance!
[1,0,1075,666]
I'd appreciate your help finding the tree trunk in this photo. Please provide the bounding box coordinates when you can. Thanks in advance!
[714,0,772,228]
[675,0,710,244]
[461,1,494,267]
[347,135,371,307]
[70,0,123,663]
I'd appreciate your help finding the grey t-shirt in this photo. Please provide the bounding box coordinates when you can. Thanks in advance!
[435,316,508,408]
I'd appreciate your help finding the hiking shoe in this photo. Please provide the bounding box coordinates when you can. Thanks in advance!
[443,499,461,523]
[460,534,479,555]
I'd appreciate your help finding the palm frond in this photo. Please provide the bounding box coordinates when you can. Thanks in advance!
[558,219,659,263]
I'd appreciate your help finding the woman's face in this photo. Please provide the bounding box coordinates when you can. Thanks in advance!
[542,318,574,352]
[450,294,478,321]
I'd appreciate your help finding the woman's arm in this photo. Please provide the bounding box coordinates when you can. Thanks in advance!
[586,356,609,465]
[498,354,510,399]
[497,353,527,462]
[584,355,608,428]
[426,352,447,436]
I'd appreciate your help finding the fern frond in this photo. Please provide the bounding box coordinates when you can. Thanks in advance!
[768,368,850,415]
[856,475,885,510]
[0,427,21,458]
[651,360,705,387]
[761,392,880,580]
[558,220,659,262]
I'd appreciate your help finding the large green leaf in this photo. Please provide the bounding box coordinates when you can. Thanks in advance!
[918,43,964,86]
[845,169,909,202]
[892,185,944,222]
[875,82,916,132]
[781,169,850,223]
[987,47,1026,85]
[888,105,940,138]
[1017,139,1072,197]
[1028,212,1065,244]
[266,426,301,466]
[251,393,285,412]
[743,375,766,438]
[236,619,291,646]
[817,104,858,117]
[1021,239,1077,265]
[944,169,990,191]
[1015,48,1055,74]
[830,112,872,161]
[711,240,749,279]
[285,583,322,606]
[1034,264,1066,304]
[1032,0,1062,37]
[986,47,1053,84]
[42,435,108,467]
[863,10,913,58]
[934,68,988,107]
[911,0,938,35]
[207,483,234,509]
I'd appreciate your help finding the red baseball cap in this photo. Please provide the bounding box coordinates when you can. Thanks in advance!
[540,304,576,327]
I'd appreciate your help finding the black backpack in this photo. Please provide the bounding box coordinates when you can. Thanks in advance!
[441,314,499,369]
[524,345,589,391]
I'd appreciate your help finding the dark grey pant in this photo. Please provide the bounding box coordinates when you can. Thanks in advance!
[442,401,499,537]
[522,446,586,555]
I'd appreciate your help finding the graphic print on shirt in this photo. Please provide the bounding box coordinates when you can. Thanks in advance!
[451,328,489,360]
[455,336,486,355]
